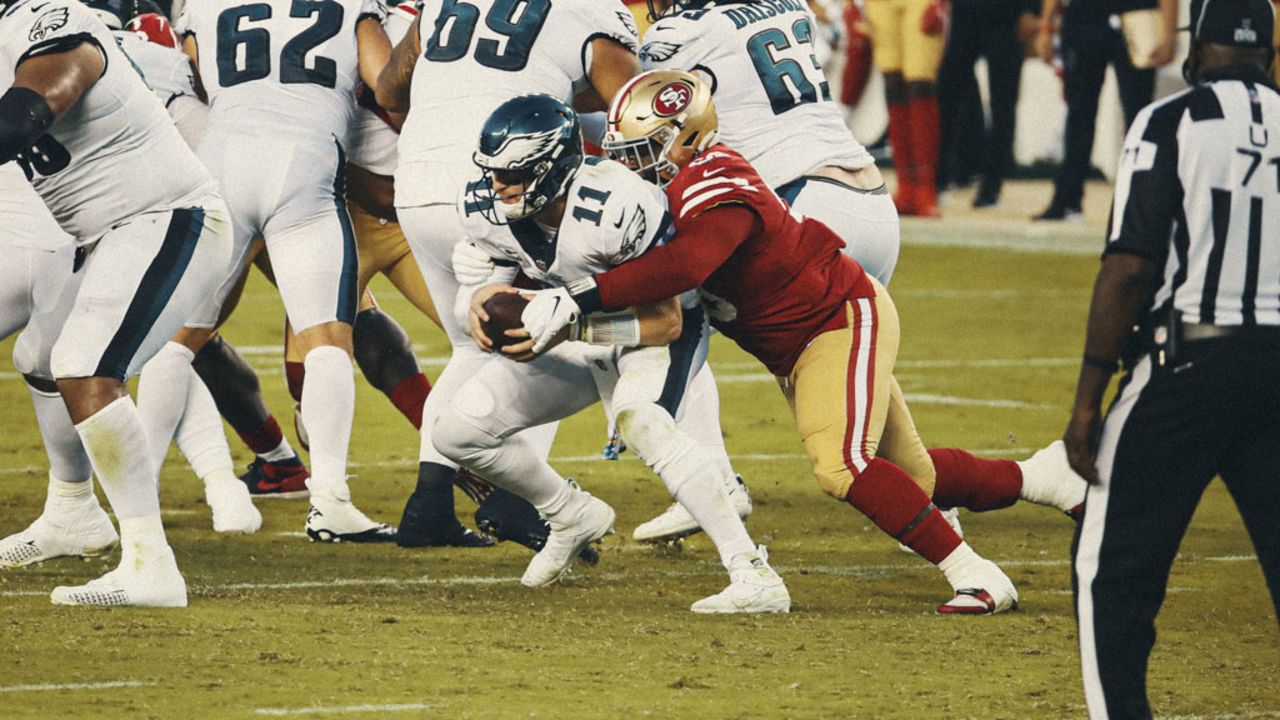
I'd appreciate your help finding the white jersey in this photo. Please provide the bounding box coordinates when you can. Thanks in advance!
[641,1,873,187]
[348,2,415,176]
[0,0,217,242]
[0,164,72,251]
[112,31,209,148]
[112,30,198,106]
[397,0,638,206]
[458,158,670,287]
[180,0,384,143]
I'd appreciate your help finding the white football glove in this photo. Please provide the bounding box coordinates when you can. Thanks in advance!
[451,242,496,286]
[522,287,580,354]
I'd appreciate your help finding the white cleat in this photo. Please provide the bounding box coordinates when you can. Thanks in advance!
[0,499,118,568]
[899,507,963,554]
[691,546,791,614]
[1017,440,1088,518]
[50,545,187,608]
[634,475,753,543]
[305,490,395,543]
[937,557,1018,616]
[204,471,263,534]
[522,490,615,588]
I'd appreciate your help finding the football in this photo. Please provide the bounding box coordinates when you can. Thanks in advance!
[482,292,530,351]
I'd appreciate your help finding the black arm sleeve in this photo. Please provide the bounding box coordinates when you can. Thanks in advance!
[0,87,54,166]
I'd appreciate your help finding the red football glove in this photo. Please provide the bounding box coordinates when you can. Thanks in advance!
[920,0,949,36]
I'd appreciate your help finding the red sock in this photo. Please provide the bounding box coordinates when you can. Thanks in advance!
[846,457,962,564]
[886,101,914,213]
[285,361,305,404]
[908,95,941,214]
[238,416,285,456]
[929,448,1022,512]
[388,372,431,430]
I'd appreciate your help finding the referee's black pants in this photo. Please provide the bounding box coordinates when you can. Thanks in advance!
[1050,19,1155,210]
[1073,336,1280,719]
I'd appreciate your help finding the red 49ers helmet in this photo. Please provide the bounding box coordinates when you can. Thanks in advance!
[127,12,179,48]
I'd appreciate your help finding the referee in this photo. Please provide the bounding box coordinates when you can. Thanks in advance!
[1064,0,1280,717]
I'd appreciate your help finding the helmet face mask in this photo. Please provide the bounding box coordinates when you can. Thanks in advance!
[472,95,584,224]
[605,127,677,187]
[603,70,719,189]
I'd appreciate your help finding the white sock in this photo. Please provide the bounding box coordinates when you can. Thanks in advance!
[118,514,170,561]
[75,396,162,522]
[621,404,755,569]
[45,474,95,518]
[27,385,91,484]
[301,346,354,497]
[137,342,196,474]
[937,542,985,591]
[260,437,298,463]
[175,373,236,480]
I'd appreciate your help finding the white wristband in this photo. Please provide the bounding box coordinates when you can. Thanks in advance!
[578,311,641,347]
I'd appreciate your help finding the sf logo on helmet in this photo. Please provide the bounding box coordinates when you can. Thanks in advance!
[653,82,694,117]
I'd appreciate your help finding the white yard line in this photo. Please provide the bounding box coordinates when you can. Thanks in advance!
[0,556,1256,599]
[0,680,155,693]
[254,704,435,716]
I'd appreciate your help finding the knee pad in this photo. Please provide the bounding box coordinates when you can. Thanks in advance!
[814,460,857,501]
[614,403,680,461]
[430,408,500,466]
[12,328,53,381]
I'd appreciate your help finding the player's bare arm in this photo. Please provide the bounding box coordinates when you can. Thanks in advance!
[575,38,641,113]
[374,16,420,112]
[1064,252,1158,483]
[356,16,392,92]
[1,44,104,164]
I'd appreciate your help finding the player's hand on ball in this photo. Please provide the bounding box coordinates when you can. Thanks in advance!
[452,242,497,286]
[469,284,521,353]
[522,287,580,354]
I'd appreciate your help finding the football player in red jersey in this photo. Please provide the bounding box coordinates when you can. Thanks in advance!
[520,69,1086,614]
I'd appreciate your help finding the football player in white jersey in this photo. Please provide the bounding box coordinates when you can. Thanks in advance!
[432,95,790,613]
[79,4,265,534]
[0,0,232,606]
[153,0,397,542]
[0,164,117,569]
[640,0,899,285]
[373,0,643,547]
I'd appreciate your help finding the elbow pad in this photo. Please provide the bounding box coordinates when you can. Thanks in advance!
[0,87,54,166]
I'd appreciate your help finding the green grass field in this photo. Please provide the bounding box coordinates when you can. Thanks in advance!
[1,182,1276,719]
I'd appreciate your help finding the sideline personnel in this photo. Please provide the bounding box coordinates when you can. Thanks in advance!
[1064,1,1280,716]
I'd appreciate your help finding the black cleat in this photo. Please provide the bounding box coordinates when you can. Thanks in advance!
[396,487,494,549]
[475,487,599,565]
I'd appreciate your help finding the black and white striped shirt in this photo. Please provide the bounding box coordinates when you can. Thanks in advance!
[1106,69,1280,326]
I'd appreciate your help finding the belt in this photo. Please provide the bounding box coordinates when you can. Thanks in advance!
[1182,323,1238,341]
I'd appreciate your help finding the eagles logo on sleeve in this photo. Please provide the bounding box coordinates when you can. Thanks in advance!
[640,40,683,64]
[614,9,638,39]
[29,7,70,42]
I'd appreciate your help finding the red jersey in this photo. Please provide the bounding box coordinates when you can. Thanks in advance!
[591,144,874,375]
